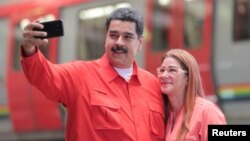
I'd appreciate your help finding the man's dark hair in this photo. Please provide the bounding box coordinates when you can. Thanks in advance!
[106,7,144,37]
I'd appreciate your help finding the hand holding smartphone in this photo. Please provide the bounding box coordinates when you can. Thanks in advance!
[33,19,64,39]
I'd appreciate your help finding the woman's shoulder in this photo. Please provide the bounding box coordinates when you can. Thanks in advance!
[194,97,224,116]
[194,97,227,123]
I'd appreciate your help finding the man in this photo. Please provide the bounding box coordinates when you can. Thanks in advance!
[21,8,164,141]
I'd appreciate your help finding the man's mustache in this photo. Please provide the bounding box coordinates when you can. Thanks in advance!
[111,46,128,53]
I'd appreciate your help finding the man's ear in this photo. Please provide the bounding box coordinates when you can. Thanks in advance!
[137,36,144,51]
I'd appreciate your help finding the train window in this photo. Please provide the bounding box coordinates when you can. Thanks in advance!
[13,23,49,71]
[233,0,250,41]
[76,17,105,60]
[76,3,131,60]
[151,0,171,51]
[184,0,204,48]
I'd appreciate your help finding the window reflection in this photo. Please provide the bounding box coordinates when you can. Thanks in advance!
[184,0,204,48]
[234,0,250,41]
[77,18,105,60]
[151,0,171,51]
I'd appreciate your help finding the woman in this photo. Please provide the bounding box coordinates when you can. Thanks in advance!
[157,49,226,141]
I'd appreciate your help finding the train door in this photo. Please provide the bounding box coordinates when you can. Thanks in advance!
[6,5,64,134]
[181,0,215,100]
[145,0,216,101]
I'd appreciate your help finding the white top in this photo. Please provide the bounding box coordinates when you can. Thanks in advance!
[113,66,133,82]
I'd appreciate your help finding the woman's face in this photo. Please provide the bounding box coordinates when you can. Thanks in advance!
[157,57,188,97]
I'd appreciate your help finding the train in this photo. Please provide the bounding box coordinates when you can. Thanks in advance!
[0,0,250,140]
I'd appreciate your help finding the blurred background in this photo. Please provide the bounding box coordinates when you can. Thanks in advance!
[0,0,250,140]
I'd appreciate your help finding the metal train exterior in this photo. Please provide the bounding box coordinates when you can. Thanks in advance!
[0,0,250,140]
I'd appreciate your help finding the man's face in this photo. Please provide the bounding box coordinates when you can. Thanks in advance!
[105,20,143,68]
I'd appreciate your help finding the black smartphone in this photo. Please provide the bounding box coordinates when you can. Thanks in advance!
[33,19,64,39]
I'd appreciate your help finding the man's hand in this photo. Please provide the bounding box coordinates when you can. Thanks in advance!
[21,21,48,56]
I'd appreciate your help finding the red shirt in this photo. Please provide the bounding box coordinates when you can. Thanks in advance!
[21,50,165,141]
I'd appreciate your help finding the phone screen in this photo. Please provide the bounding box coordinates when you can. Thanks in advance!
[34,20,64,39]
